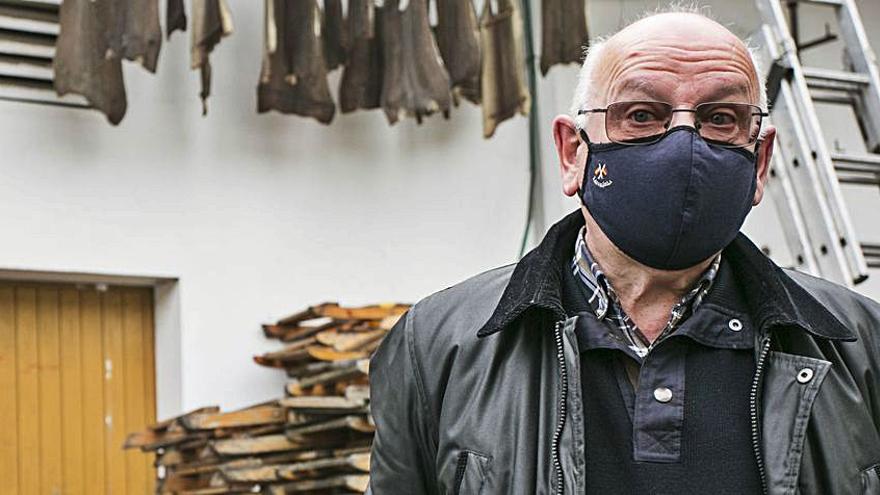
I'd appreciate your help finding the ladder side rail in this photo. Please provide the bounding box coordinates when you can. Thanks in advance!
[768,82,853,285]
[765,137,822,275]
[758,22,854,285]
[759,0,869,283]
[837,0,880,152]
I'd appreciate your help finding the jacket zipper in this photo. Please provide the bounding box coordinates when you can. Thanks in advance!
[452,450,469,495]
[750,334,772,495]
[551,319,568,495]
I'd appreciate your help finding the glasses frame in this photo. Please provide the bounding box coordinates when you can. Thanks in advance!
[577,100,770,148]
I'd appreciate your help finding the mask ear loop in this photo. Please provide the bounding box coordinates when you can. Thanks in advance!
[576,127,591,204]
[578,128,593,146]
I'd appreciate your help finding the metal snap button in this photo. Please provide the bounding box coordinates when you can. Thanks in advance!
[796,368,814,384]
[653,387,673,403]
[728,318,743,332]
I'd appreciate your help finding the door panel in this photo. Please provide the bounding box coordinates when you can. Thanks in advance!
[0,282,156,495]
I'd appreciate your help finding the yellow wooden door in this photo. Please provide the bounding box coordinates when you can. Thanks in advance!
[0,282,157,495]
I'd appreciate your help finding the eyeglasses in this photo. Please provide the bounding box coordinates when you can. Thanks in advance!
[577,100,769,148]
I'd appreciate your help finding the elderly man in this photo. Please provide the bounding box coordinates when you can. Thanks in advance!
[368,9,880,495]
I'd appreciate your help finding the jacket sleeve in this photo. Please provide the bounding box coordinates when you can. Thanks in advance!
[368,308,439,494]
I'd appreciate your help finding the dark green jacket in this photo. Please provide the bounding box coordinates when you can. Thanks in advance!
[368,210,880,494]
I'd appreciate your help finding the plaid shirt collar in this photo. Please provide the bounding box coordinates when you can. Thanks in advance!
[571,226,721,357]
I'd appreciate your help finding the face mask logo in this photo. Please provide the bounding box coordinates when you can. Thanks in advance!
[592,162,612,189]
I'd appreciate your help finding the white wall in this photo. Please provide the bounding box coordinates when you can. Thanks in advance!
[0,0,877,417]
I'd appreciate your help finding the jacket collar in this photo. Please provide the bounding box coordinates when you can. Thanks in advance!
[477,209,856,341]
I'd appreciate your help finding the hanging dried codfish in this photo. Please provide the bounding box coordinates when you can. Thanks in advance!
[192,0,234,115]
[540,0,588,74]
[338,0,382,113]
[434,0,481,104]
[379,0,452,124]
[322,0,347,71]
[167,0,187,38]
[54,0,127,124]
[112,0,163,73]
[257,0,336,124]
[479,0,530,138]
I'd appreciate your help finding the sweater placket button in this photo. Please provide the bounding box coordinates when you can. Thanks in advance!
[653,387,673,403]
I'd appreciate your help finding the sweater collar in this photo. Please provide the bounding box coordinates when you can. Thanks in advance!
[476,209,856,342]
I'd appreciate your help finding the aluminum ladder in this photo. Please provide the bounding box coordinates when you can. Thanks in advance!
[756,0,880,287]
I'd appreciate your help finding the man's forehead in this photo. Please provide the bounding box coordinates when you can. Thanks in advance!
[596,13,759,103]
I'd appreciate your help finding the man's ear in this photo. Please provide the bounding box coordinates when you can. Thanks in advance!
[753,126,776,206]
[553,115,584,197]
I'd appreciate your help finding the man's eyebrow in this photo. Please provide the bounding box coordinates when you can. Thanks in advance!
[701,80,752,103]
[606,77,754,105]
[610,77,666,102]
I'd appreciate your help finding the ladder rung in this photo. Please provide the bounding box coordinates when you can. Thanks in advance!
[838,175,880,186]
[809,90,857,106]
[803,67,871,93]
[832,153,880,185]
[831,152,880,168]
[795,0,842,7]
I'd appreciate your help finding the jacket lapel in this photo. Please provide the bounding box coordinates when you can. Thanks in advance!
[477,210,583,338]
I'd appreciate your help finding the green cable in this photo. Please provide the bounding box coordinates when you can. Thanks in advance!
[518,0,541,259]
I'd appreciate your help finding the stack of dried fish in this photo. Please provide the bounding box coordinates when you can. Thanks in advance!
[125,302,409,494]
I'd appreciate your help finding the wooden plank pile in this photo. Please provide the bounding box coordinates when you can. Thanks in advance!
[125,302,409,494]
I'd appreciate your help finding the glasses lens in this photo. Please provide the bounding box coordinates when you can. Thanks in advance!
[606,101,672,144]
[695,102,762,147]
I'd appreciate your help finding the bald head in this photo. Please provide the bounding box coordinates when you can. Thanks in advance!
[571,10,766,128]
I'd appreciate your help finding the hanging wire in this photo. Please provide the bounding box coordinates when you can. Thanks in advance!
[518,0,541,259]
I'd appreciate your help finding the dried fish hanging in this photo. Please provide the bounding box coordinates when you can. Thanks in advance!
[111,0,163,73]
[338,0,382,113]
[322,0,347,72]
[379,0,452,124]
[166,0,187,39]
[540,0,588,74]
[479,0,530,138]
[54,0,126,124]
[125,302,410,494]
[434,0,481,105]
[191,0,233,115]
[257,0,336,124]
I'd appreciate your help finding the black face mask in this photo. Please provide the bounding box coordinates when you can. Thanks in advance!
[579,126,758,270]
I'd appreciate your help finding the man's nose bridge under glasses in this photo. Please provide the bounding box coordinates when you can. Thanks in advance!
[668,108,699,128]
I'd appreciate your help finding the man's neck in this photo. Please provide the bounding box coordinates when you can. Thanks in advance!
[583,227,715,341]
